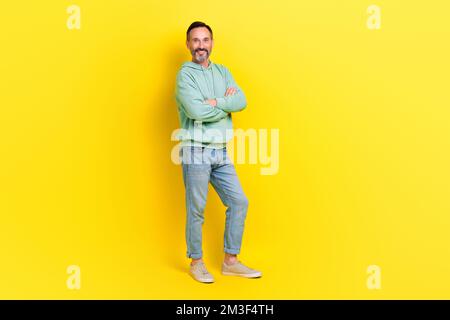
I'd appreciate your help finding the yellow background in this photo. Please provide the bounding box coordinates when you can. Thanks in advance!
[1,0,450,299]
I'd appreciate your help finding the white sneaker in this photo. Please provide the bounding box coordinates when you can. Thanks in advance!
[189,261,214,283]
[221,260,262,278]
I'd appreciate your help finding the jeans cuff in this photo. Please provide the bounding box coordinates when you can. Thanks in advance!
[224,248,240,255]
[187,252,202,259]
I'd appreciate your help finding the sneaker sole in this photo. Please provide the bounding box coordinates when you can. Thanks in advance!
[221,271,262,278]
[190,273,215,283]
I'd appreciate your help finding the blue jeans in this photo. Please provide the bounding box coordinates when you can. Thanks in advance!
[180,146,249,259]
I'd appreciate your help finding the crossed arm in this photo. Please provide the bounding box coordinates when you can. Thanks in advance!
[205,67,247,113]
[176,67,247,122]
[204,86,239,107]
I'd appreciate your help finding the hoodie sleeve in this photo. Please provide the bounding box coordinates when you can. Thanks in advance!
[176,71,229,122]
[215,67,247,113]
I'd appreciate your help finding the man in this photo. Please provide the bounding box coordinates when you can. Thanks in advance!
[174,21,262,283]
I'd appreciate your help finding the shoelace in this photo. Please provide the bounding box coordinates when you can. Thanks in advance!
[231,261,253,272]
[194,263,210,275]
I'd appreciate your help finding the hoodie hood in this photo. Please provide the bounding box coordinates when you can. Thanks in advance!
[181,60,213,70]
[181,60,217,98]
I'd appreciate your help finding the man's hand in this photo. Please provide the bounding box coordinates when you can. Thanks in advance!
[225,87,237,96]
[204,98,217,107]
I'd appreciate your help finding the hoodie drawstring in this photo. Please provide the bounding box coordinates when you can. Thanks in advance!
[202,65,215,98]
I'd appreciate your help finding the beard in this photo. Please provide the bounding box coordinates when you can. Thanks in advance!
[192,49,210,62]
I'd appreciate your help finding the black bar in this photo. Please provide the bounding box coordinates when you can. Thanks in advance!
[1,299,449,318]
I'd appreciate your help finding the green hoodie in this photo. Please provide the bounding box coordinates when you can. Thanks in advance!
[174,60,247,149]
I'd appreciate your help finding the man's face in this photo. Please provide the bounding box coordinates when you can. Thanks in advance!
[186,27,213,64]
